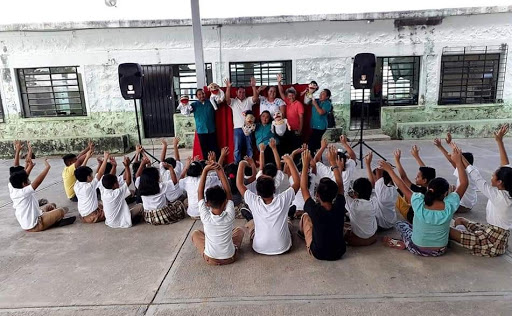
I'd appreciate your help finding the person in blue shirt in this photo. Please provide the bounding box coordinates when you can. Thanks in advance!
[191,89,220,160]
[255,110,278,164]
[308,89,332,155]
[379,145,468,257]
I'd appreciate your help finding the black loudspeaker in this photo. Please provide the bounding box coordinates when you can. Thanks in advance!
[118,63,143,100]
[352,53,376,89]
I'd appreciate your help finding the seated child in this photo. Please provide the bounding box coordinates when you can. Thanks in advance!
[9,159,75,232]
[74,152,110,223]
[434,133,477,213]
[207,82,225,110]
[298,147,346,260]
[100,157,143,228]
[237,154,300,255]
[191,162,245,265]
[250,138,289,194]
[364,152,397,230]
[62,141,95,202]
[382,145,468,257]
[137,157,186,225]
[314,136,357,191]
[255,110,278,164]
[394,147,436,223]
[177,95,193,116]
[344,176,378,246]
[450,126,512,257]
[225,161,252,219]
[179,158,218,218]
[286,145,315,219]
[159,138,184,193]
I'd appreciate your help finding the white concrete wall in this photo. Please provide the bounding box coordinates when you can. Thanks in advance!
[0,12,511,131]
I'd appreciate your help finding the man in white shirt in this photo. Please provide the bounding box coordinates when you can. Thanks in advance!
[236,155,301,255]
[100,157,144,228]
[225,77,259,163]
[191,162,245,265]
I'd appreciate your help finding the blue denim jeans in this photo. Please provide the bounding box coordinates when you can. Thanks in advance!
[234,128,253,163]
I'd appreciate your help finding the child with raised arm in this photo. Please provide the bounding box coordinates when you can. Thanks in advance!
[394,148,436,223]
[314,136,357,192]
[365,152,398,230]
[191,162,245,265]
[298,147,346,260]
[237,154,300,256]
[159,138,184,184]
[62,141,94,202]
[100,157,144,228]
[247,138,288,195]
[434,133,477,213]
[450,125,512,257]
[381,144,468,257]
[74,151,110,223]
[9,159,75,232]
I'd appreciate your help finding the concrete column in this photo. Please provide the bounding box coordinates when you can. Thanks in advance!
[191,0,206,88]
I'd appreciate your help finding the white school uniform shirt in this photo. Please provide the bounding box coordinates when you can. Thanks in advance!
[244,187,295,255]
[141,180,179,210]
[74,177,100,217]
[453,168,478,209]
[467,165,512,230]
[315,159,356,192]
[373,178,398,229]
[289,175,316,211]
[198,199,236,259]
[179,175,218,217]
[254,170,289,194]
[9,184,42,230]
[346,195,378,239]
[229,97,255,129]
[100,182,132,228]
[159,161,184,183]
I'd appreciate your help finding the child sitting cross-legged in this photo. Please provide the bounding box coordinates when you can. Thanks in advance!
[62,141,95,202]
[381,144,468,257]
[449,125,512,257]
[237,154,300,256]
[74,151,110,223]
[314,136,357,192]
[298,147,346,260]
[100,157,144,228]
[364,152,398,230]
[191,162,245,265]
[9,159,76,232]
[137,156,186,225]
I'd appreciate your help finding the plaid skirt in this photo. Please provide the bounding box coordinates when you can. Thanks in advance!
[144,200,186,225]
[459,221,510,257]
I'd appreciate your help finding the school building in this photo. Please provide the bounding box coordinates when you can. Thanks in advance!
[0,6,511,156]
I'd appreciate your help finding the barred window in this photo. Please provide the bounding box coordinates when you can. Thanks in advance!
[17,66,87,117]
[439,45,507,105]
[229,61,292,87]
[378,56,420,106]
[173,63,213,101]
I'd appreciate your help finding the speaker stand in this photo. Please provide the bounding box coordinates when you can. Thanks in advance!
[350,89,387,169]
[132,99,160,162]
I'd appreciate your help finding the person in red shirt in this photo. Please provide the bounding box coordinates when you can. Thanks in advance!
[277,74,304,154]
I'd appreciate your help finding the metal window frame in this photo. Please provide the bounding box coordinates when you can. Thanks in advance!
[438,45,508,105]
[229,60,292,87]
[379,56,421,106]
[174,63,212,101]
[17,66,87,118]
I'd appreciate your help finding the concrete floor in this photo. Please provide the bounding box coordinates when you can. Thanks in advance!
[1,138,512,315]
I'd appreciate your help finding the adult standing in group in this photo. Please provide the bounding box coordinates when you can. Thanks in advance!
[277,73,304,153]
[257,85,286,117]
[191,89,220,160]
[308,89,333,155]
[225,77,259,163]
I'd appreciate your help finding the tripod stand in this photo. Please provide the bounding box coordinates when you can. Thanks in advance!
[351,88,386,169]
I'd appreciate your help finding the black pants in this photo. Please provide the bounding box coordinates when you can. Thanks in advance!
[281,130,301,155]
[308,128,326,156]
[197,132,220,160]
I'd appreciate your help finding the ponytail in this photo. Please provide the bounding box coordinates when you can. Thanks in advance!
[424,178,449,206]
[496,166,512,198]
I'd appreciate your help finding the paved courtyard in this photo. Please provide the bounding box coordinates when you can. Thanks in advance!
[1,137,512,315]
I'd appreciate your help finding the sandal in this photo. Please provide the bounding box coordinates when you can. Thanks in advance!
[382,236,406,250]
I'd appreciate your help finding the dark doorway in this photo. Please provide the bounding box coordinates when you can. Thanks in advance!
[141,65,175,138]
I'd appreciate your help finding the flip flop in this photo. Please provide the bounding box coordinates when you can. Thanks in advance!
[382,236,406,250]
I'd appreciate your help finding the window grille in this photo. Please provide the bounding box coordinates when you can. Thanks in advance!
[174,63,213,101]
[229,61,292,87]
[17,66,87,117]
[439,45,507,105]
